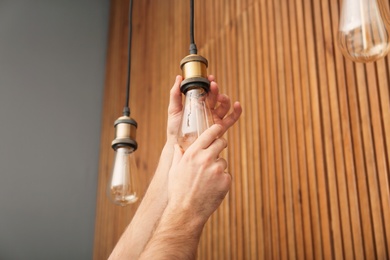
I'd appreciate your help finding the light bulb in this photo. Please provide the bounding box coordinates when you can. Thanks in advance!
[338,0,390,62]
[108,115,139,206]
[108,146,139,205]
[177,54,214,151]
[178,88,214,150]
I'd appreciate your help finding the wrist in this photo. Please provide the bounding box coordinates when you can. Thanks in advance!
[139,200,205,260]
[164,201,207,232]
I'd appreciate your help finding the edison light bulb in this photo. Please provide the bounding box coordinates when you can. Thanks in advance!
[108,115,139,206]
[178,54,213,150]
[108,146,139,205]
[338,0,390,62]
[178,88,214,150]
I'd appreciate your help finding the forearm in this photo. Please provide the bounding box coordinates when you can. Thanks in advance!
[139,204,205,260]
[109,138,176,259]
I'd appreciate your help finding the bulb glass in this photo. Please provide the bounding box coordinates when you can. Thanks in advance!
[178,88,214,151]
[108,146,139,206]
[338,0,390,62]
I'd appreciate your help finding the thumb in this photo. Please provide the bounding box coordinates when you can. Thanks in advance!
[168,75,183,115]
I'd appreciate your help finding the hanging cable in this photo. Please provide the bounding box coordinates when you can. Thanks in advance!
[189,0,197,54]
[123,0,133,116]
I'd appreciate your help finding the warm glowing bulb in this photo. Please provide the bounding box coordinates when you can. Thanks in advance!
[178,53,212,150]
[338,0,390,62]
[108,115,139,206]
[108,146,139,206]
[178,88,214,151]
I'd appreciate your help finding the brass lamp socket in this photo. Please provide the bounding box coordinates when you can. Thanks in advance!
[111,115,138,151]
[180,54,210,94]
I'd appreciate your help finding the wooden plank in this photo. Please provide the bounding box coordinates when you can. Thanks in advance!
[224,2,241,258]
[243,6,260,260]
[296,0,322,258]
[273,0,295,259]
[252,3,266,260]
[279,0,300,258]
[264,0,281,258]
[235,11,251,260]
[257,0,273,258]
[285,0,307,259]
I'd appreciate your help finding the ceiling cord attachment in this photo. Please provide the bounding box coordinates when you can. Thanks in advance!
[189,0,197,54]
[124,0,133,116]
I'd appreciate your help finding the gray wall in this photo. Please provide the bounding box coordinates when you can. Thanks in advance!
[0,1,109,259]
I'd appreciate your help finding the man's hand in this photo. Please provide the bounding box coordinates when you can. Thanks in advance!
[167,124,231,224]
[166,75,242,142]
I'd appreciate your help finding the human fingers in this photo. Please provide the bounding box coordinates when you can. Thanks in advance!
[168,75,183,115]
[213,94,231,119]
[206,138,227,159]
[190,124,224,150]
[208,75,215,82]
[214,157,228,173]
[222,171,232,190]
[208,80,219,109]
[214,158,231,193]
[220,102,242,132]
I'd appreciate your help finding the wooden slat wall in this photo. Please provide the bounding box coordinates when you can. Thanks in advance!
[93,0,390,259]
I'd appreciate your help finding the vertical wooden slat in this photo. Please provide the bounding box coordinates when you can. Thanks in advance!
[258,0,272,258]
[252,3,265,260]
[224,2,241,258]
[279,0,299,259]
[243,6,260,260]
[235,10,250,260]
[285,0,306,259]
[94,0,390,259]
[273,0,297,258]
[245,4,265,260]
[263,0,281,258]
[296,0,322,258]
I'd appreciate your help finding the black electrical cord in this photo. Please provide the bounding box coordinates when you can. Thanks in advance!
[189,0,197,54]
[123,0,133,116]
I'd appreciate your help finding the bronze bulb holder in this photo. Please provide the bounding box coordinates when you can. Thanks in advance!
[180,54,210,94]
[111,115,138,151]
